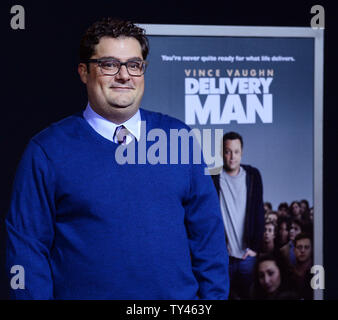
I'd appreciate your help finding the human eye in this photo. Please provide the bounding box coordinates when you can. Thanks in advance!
[127,60,142,70]
[100,59,120,70]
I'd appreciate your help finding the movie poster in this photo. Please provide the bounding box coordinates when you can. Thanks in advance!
[142,35,314,210]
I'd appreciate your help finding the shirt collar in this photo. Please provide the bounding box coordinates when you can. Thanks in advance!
[83,103,141,142]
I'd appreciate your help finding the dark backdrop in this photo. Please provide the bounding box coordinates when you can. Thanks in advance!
[0,0,336,299]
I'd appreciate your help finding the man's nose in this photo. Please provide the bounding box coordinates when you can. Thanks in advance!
[115,65,130,80]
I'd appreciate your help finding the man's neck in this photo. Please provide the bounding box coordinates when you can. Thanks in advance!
[224,166,240,176]
[89,102,139,125]
[101,110,137,125]
[295,260,312,276]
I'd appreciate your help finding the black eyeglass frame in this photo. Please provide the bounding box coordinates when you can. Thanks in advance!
[83,58,148,76]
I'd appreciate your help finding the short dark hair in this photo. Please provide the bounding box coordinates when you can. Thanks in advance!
[222,131,243,149]
[300,199,309,209]
[277,216,291,230]
[294,233,312,247]
[264,202,272,211]
[278,202,289,211]
[79,17,149,62]
[290,217,303,230]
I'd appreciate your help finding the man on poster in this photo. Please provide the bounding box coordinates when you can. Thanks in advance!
[5,18,229,299]
[212,131,264,299]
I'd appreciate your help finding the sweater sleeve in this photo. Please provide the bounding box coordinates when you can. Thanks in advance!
[5,140,56,299]
[183,157,230,300]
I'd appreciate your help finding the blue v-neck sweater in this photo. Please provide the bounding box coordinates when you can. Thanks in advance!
[5,108,229,299]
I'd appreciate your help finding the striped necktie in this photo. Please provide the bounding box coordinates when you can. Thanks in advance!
[114,125,129,145]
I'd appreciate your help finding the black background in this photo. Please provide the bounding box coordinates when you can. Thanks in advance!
[0,0,336,299]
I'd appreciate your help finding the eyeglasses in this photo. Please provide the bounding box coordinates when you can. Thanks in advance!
[84,58,147,76]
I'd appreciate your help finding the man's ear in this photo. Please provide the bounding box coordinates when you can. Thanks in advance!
[78,63,88,84]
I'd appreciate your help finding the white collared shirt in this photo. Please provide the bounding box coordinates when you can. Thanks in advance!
[83,103,141,144]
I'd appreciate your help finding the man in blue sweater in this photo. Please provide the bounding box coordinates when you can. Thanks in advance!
[5,18,229,299]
